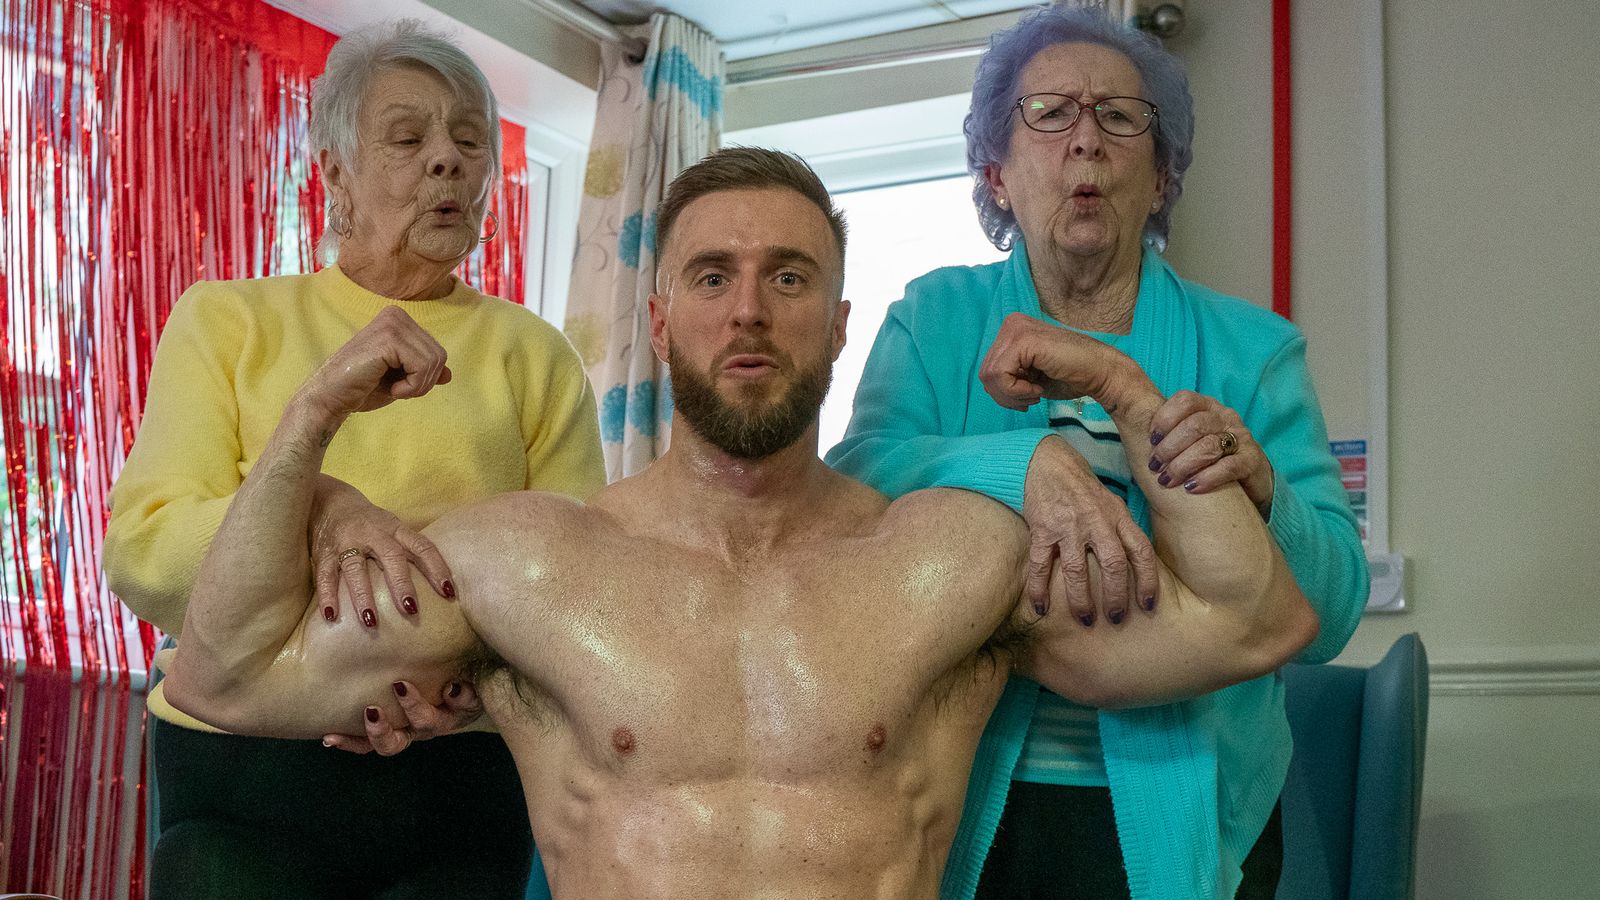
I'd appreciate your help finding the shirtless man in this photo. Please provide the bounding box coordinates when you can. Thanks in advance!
[161,148,1317,899]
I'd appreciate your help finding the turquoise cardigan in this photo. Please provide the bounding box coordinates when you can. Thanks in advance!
[826,245,1368,899]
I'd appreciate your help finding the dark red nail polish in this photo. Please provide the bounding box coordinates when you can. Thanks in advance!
[448,682,462,698]
[1143,596,1157,612]
[365,706,380,723]
[1151,431,1165,445]
[361,609,377,628]
[441,579,456,599]
[1157,472,1171,487]
[392,681,407,697]
[401,596,418,615]
[1078,613,1095,628]
[1108,609,1124,625]
[1147,456,1162,472]
[322,606,335,622]
[1183,480,1198,492]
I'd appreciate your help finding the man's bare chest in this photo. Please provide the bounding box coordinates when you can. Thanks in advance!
[499,542,1000,781]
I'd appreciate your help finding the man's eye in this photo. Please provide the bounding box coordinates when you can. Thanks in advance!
[777,272,801,286]
[702,273,726,288]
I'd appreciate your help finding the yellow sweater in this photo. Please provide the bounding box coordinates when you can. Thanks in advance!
[104,266,605,726]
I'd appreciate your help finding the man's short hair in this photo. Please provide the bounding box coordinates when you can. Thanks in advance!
[655,147,847,271]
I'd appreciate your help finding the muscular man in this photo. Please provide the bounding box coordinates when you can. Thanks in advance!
[161,148,1317,898]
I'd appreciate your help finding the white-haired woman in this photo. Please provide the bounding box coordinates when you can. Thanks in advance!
[829,6,1367,899]
[104,20,602,898]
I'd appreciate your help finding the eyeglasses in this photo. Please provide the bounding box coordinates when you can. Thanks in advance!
[1014,94,1158,137]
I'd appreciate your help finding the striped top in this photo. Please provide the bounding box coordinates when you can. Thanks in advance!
[1012,389,1133,787]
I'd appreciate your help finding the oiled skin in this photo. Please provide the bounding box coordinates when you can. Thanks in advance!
[449,474,1027,900]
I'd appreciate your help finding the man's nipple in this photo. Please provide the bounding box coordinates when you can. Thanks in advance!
[864,723,888,754]
[611,726,637,755]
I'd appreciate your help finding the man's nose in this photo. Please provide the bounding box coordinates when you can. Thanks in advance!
[729,279,770,329]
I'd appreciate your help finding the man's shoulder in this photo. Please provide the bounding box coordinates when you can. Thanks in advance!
[882,488,1026,554]
[427,491,595,552]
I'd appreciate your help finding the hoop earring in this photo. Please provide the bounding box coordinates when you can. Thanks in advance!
[328,206,353,239]
[478,209,499,244]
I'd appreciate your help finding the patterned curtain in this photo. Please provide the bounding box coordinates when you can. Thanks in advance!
[564,14,722,480]
[0,1,529,895]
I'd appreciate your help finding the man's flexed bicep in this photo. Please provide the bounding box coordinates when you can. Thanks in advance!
[163,566,483,739]
[1015,420,1317,707]
[161,306,459,736]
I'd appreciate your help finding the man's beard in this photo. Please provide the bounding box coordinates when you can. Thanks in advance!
[669,340,833,461]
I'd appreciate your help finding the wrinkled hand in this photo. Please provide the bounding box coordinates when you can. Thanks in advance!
[980,313,1136,412]
[323,679,484,756]
[1147,391,1275,517]
[309,476,454,628]
[298,305,452,422]
[1022,436,1160,627]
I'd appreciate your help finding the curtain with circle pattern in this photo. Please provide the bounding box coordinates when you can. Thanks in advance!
[564,14,722,481]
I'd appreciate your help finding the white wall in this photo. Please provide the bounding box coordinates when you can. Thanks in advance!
[1148,0,1600,893]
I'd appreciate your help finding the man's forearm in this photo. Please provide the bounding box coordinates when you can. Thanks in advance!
[175,396,342,692]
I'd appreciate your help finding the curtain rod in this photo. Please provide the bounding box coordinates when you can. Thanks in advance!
[726,38,990,87]
[520,0,651,63]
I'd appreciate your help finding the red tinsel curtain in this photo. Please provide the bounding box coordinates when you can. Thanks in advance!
[0,0,532,896]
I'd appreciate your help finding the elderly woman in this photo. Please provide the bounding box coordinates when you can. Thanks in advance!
[103,20,602,899]
[828,6,1367,900]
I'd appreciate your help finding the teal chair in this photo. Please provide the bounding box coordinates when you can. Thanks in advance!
[1277,633,1428,899]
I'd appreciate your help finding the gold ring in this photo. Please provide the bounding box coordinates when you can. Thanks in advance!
[337,547,365,562]
[1218,430,1239,457]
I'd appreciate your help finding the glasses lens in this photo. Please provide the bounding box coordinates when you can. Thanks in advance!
[1094,98,1156,136]
[1020,94,1080,132]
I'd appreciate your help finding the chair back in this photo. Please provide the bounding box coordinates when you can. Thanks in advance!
[1278,633,1428,900]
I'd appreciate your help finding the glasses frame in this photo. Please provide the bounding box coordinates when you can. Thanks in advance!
[1013,93,1159,138]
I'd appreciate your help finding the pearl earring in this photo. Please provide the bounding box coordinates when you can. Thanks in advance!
[997,197,1009,210]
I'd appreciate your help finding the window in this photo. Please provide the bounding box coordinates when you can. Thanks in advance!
[819,174,1006,452]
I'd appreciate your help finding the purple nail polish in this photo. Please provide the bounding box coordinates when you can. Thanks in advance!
[1142,596,1157,612]
[1147,456,1162,472]
[1033,602,1048,616]
[322,606,335,622]
[1183,480,1198,492]
[1078,613,1095,628]
[365,706,380,723]
[392,681,407,698]
[401,596,418,615]
[361,609,376,628]
[1150,431,1165,446]
[1157,472,1171,487]
[1107,609,1124,625]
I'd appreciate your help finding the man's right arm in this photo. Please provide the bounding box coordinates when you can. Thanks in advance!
[162,308,481,739]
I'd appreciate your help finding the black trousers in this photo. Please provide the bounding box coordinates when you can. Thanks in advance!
[150,716,533,899]
[975,782,1283,900]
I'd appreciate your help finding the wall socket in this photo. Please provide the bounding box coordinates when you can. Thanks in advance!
[1365,552,1406,612]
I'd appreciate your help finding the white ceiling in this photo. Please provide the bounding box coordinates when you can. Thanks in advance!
[572,0,1040,60]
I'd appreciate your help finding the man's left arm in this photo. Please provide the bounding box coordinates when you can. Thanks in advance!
[1245,337,1369,662]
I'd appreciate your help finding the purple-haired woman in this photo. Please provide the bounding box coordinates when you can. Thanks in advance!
[828,6,1368,898]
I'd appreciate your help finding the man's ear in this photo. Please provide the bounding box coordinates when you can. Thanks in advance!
[648,291,670,364]
[831,299,851,363]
